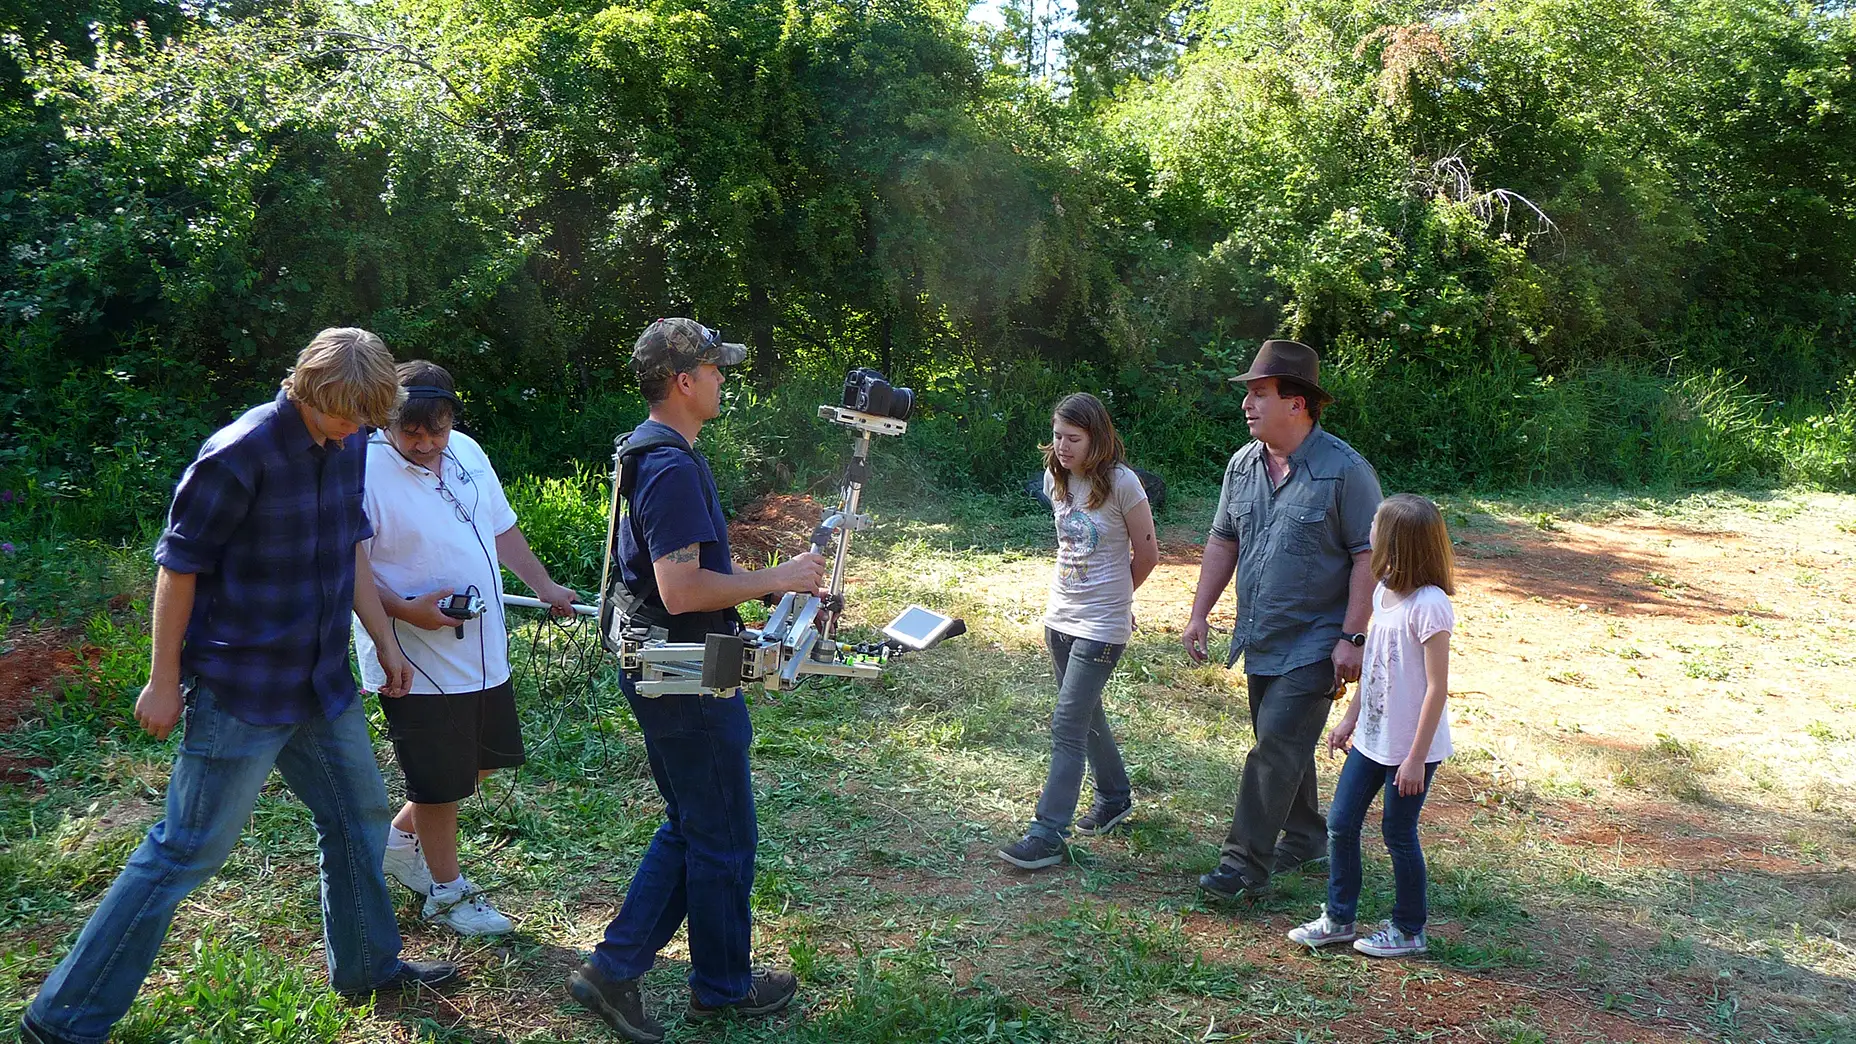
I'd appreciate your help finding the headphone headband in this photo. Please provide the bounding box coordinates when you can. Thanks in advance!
[403,385,460,404]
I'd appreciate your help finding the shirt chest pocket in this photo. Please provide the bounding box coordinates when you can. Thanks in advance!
[1281,503,1330,556]
[1231,505,1256,546]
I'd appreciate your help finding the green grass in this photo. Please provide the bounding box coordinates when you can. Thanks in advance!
[2,483,1854,1041]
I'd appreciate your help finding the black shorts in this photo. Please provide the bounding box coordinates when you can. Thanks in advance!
[380,680,526,804]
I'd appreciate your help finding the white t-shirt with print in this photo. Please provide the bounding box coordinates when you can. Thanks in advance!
[354,431,520,694]
[1353,582,1455,767]
[1043,464,1147,645]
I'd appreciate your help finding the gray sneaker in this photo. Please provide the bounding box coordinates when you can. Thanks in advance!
[1353,921,1428,958]
[1075,800,1133,836]
[997,833,1067,870]
[1286,906,1357,948]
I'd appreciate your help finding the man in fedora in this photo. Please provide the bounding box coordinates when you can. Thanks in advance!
[1181,339,1382,900]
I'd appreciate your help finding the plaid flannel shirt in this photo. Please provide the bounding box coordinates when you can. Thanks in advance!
[153,390,373,724]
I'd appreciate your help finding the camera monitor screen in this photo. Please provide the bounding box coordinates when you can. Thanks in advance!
[882,605,958,651]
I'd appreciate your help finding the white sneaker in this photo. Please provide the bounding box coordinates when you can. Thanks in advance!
[383,839,433,895]
[424,878,514,937]
[1352,921,1427,958]
[1287,906,1357,948]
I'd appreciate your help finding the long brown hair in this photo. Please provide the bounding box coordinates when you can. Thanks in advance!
[1369,493,1456,595]
[1043,392,1127,510]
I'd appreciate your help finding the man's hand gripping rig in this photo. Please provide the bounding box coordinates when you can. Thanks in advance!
[594,387,962,697]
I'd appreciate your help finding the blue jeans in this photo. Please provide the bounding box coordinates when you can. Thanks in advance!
[1029,627,1129,844]
[1326,747,1437,935]
[27,684,405,1044]
[594,681,757,1006]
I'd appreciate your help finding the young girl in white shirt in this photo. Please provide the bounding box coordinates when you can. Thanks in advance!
[1288,493,1455,958]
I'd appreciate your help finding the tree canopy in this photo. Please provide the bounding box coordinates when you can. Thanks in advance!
[3,0,1852,528]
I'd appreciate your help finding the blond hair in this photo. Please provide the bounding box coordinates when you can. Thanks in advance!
[280,327,403,428]
[1370,493,1456,595]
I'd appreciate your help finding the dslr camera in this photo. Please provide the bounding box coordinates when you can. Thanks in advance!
[841,367,914,421]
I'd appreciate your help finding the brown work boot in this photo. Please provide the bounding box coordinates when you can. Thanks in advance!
[687,966,798,1021]
[568,960,664,1043]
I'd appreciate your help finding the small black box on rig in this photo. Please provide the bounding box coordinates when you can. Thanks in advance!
[701,632,746,690]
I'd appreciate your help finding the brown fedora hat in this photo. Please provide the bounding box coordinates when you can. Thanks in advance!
[1228,339,1332,403]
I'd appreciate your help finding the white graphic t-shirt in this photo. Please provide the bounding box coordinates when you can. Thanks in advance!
[1353,582,1455,767]
[1043,464,1147,645]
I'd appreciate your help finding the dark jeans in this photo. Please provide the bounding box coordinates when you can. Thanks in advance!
[1219,658,1335,884]
[593,681,757,1006]
[1326,747,1437,934]
[1028,627,1129,843]
[27,684,405,1044]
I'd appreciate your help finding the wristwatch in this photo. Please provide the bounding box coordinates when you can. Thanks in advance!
[1341,632,1367,647]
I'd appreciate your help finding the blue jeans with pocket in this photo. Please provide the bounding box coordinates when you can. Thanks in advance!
[593,681,757,1006]
[1325,747,1438,935]
[26,683,406,1044]
[1028,627,1130,843]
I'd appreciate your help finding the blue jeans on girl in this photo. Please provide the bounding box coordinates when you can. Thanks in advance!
[1325,747,1438,935]
[1028,627,1130,843]
[27,684,406,1044]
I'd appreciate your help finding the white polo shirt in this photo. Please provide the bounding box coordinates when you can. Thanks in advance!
[354,430,519,695]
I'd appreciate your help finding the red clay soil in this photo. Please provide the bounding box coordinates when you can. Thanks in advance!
[729,493,826,563]
[0,627,95,786]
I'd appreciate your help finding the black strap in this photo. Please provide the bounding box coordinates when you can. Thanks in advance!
[614,428,694,615]
[612,427,740,642]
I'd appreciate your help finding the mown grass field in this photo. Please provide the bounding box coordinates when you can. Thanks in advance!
[2,486,1853,1043]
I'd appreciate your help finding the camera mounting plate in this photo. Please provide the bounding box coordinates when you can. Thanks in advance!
[818,404,908,437]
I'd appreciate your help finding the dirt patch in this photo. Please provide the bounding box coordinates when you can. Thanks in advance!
[0,627,95,733]
[729,493,825,563]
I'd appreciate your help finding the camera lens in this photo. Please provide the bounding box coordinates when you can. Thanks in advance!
[888,386,914,421]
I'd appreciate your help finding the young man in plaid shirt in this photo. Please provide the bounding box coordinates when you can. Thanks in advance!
[22,329,459,1044]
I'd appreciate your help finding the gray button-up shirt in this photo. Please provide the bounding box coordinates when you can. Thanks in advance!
[1210,425,1382,675]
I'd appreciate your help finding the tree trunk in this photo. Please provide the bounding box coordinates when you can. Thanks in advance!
[749,280,776,387]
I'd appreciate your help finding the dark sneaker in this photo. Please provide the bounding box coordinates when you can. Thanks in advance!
[339,958,460,1000]
[688,966,798,1021]
[569,960,665,1043]
[1272,851,1330,876]
[1198,864,1268,900]
[1074,800,1133,836]
[997,833,1067,870]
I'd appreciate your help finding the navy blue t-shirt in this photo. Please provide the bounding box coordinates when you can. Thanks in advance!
[618,420,734,637]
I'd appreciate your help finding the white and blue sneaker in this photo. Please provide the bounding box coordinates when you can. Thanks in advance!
[424,877,514,937]
[1287,906,1357,948]
[1352,921,1427,958]
[383,837,434,896]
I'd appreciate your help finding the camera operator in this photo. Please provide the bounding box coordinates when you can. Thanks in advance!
[354,360,579,938]
[569,318,826,1043]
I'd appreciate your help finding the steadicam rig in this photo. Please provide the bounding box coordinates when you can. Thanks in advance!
[592,370,964,697]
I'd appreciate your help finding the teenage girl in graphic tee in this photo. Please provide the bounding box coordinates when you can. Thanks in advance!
[997,392,1159,871]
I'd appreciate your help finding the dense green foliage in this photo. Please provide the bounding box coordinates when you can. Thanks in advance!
[2,0,1853,554]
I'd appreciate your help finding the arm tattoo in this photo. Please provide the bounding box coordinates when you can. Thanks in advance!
[665,543,701,564]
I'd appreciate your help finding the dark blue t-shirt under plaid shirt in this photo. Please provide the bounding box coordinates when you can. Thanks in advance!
[618,420,734,642]
[154,390,374,725]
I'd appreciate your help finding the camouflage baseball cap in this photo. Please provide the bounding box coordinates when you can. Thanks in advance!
[631,318,747,381]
